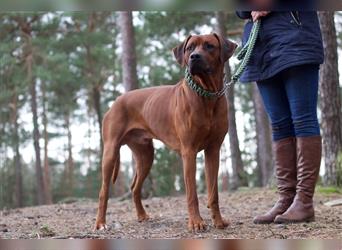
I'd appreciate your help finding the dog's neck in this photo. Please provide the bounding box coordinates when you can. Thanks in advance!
[193,73,224,92]
[185,66,225,95]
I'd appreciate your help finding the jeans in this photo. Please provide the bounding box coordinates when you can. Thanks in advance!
[257,64,320,141]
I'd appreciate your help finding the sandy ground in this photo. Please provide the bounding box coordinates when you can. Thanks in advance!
[0,189,341,239]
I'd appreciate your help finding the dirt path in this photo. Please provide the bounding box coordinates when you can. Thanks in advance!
[1,189,341,239]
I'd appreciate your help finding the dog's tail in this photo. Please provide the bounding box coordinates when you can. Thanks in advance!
[112,152,120,184]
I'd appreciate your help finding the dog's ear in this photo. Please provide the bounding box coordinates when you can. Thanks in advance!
[172,35,192,67]
[213,33,238,63]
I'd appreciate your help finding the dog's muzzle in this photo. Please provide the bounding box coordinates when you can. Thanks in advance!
[189,53,211,75]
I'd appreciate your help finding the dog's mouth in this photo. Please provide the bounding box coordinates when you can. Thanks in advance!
[189,60,212,75]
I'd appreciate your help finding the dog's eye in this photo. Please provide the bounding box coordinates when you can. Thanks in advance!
[205,43,215,50]
[186,44,194,52]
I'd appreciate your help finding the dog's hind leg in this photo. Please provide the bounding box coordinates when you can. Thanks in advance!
[95,140,121,230]
[128,139,154,222]
[95,106,126,230]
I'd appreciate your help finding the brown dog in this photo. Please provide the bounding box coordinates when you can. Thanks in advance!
[95,34,237,231]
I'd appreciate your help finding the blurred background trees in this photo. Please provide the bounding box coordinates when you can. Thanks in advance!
[0,11,341,209]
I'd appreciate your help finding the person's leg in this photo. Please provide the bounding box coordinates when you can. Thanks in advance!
[253,76,297,224]
[275,64,321,223]
[283,64,321,137]
[256,76,295,141]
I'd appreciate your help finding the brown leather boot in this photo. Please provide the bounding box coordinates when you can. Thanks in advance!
[274,136,321,223]
[253,137,297,224]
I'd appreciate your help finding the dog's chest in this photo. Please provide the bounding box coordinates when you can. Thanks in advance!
[184,108,221,138]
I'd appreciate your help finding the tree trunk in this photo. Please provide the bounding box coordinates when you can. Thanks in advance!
[86,13,104,165]
[118,11,145,195]
[24,28,46,205]
[42,81,52,204]
[92,85,103,160]
[216,11,246,190]
[86,115,93,196]
[113,170,128,197]
[220,143,229,191]
[65,112,74,196]
[118,11,139,91]
[11,92,23,207]
[175,153,185,194]
[252,83,274,187]
[318,12,342,186]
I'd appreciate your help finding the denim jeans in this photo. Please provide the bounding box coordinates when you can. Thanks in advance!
[257,64,320,141]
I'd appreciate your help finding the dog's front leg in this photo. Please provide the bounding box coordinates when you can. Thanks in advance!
[204,146,229,229]
[182,149,206,232]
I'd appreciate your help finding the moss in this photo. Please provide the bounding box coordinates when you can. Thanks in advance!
[337,152,342,186]
[39,225,56,237]
[316,186,342,194]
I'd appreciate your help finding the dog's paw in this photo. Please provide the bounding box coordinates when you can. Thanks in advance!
[94,223,109,231]
[213,218,230,229]
[137,213,150,222]
[188,216,207,232]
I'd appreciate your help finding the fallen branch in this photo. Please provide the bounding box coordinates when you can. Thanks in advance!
[267,225,286,239]
[117,191,132,202]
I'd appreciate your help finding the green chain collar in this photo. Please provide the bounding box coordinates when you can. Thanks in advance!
[184,67,226,99]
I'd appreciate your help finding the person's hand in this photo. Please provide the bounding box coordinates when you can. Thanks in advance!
[251,11,270,22]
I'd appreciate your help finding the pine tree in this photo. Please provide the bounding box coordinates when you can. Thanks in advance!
[318,12,342,186]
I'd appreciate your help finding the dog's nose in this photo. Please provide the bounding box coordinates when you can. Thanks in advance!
[190,53,202,60]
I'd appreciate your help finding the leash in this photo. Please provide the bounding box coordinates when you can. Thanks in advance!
[185,19,261,98]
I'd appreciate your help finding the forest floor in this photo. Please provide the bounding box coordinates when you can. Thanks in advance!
[1,189,341,239]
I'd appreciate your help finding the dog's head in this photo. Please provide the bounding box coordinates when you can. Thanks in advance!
[173,34,237,76]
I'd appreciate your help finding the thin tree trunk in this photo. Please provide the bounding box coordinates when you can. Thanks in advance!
[25,32,46,205]
[220,143,229,191]
[318,12,342,186]
[42,81,52,204]
[113,170,127,197]
[11,92,23,207]
[175,153,185,193]
[86,114,93,196]
[14,15,46,205]
[227,76,247,189]
[170,159,178,196]
[118,11,139,91]
[216,11,246,190]
[65,112,74,196]
[86,13,104,165]
[92,85,103,159]
[252,83,274,187]
[29,69,45,204]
